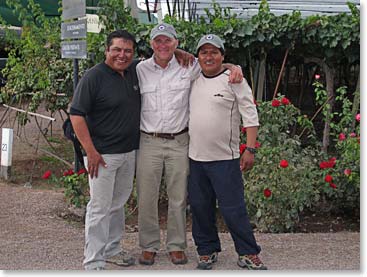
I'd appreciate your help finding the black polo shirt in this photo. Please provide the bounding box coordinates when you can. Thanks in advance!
[70,61,141,154]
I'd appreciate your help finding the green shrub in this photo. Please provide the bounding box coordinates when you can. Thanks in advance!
[242,96,323,232]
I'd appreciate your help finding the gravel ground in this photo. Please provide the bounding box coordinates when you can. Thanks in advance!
[0,182,360,271]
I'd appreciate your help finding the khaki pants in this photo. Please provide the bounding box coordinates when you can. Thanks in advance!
[83,151,135,270]
[136,132,189,252]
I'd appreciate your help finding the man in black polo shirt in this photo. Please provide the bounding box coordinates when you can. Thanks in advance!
[70,30,140,270]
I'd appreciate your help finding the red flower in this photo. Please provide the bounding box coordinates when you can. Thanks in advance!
[271,99,280,107]
[77,168,87,175]
[329,157,337,162]
[63,169,74,176]
[349,132,356,138]
[279,160,289,168]
[355,113,360,122]
[315,74,320,79]
[281,97,290,105]
[239,144,246,154]
[42,170,52,179]
[338,133,346,141]
[344,169,352,176]
[263,188,272,198]
[324,174,333,183]
[241,127,247,134]
[255,141,261,148]
[329,183,337,189]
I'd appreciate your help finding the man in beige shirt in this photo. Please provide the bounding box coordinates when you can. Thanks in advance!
[188,34,267,270]
[136,23,243,266]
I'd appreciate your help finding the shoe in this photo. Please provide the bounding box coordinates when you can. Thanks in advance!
[237,254,267,270]
[139,251,156,265]
[197,252,218,270]
[90,266,105,270]
[106,251,135,267]
[169,251,188,265]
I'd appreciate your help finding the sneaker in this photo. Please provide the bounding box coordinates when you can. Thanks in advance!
[197,252,218,270]
[237,254,267,270]
[106,251,135,267]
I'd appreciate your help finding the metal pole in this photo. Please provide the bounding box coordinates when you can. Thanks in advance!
[73,58,81,172]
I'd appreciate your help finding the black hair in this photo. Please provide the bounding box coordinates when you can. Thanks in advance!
[106,30,136,49]
[197,45,225,56]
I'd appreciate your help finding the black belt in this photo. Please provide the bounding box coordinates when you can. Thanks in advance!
[141,127,188,140]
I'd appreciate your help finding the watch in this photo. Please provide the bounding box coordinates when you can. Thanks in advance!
[245,147,256,154]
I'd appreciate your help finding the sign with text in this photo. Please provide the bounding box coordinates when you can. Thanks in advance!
[62,0,86,20]
[61,19,87,39]
[61,40,87,59]
[86,14,103,33]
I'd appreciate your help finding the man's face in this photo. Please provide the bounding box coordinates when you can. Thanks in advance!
[198,44,224,76]
[150,35,178,64]
[105,38,134,73]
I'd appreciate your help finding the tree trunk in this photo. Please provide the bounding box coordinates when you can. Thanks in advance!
[256,48,267,101]
[305,57,335,154]
[322,64,335,154]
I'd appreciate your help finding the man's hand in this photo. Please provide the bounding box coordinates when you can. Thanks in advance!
[174,48,195,67]
[86,149,107,179]
[228,65,243,83]
[70,115,107,178]
[240,151,255,171]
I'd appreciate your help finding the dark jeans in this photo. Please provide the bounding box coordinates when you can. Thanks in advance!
[188,158,261,256]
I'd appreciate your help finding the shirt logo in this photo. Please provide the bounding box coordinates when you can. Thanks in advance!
[214,93,224,97]
[133,85,139,91]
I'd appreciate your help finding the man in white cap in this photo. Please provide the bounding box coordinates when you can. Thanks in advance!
[188,34,267,270]
[136,24,243,266]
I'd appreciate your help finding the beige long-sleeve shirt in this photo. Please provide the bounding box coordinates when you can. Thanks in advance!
[136,56,200,133]
[189,69,259,161]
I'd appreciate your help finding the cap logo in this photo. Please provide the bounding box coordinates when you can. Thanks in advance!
[158,25,165,30]
[206,35,213,40]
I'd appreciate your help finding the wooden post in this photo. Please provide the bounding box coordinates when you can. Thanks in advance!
[1,128,13,180]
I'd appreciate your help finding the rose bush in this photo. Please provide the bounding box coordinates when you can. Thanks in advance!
[313,82,360,214]
[59,168,90,208]
[242,88,360,232]
[242,95,323,232]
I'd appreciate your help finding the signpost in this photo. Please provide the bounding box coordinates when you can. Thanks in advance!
[61,0,87,172]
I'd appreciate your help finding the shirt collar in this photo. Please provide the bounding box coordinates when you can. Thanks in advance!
[102,61,133,75]
[150,54,178,70]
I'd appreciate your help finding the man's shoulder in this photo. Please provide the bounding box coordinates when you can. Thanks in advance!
[136,57,153,70]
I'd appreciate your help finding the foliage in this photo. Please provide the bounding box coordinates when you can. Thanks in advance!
[1,0,73,115]
[242,96,323,232]
[312,82,360,212]
[58,168,90,208]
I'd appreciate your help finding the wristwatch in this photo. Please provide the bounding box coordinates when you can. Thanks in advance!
[245,147,256,154]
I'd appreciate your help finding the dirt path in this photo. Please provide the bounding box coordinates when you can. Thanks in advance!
[0,182,360,270]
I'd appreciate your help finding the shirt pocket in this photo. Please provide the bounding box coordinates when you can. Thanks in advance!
[167,80,191,110]
[140,85,157,111]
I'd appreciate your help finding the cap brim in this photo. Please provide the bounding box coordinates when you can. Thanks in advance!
[151,32,176,40]
[196,41,223,53]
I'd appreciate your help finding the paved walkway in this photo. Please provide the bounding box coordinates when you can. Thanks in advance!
[0,183,360,271]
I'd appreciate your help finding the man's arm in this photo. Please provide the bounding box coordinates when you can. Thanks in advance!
[174,48,195,67]
[70,115,106,178]
[223,63,243,83]
[240,126,258,171]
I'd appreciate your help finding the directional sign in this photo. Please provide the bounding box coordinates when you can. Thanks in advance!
[61,19,87,39]
[86,14,103,33]
[61,40,87,59]
[62,0,86,20]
